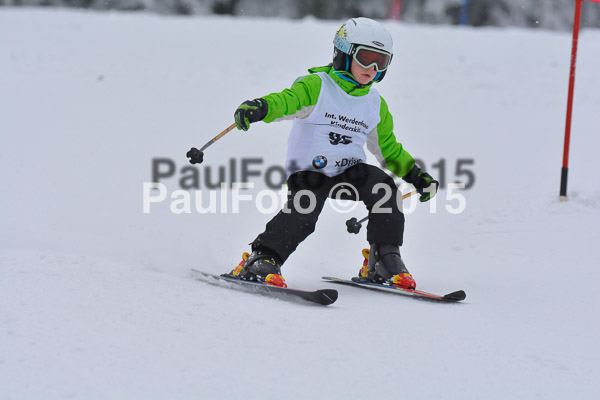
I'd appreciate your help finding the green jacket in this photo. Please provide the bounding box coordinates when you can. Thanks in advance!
[261,65,415,179]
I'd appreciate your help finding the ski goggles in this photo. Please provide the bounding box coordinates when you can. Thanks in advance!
[351,45,392,72]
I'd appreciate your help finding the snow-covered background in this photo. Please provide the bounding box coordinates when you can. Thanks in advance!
[3,0,600,30]
[1,8,599,400]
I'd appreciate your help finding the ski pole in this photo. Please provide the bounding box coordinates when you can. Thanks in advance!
[186,122,237,165]
[346,190,417,234]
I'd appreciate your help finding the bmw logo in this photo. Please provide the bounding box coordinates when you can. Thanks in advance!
[312,155,327,169]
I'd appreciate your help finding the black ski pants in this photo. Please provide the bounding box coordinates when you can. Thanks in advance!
[252,163,405,263]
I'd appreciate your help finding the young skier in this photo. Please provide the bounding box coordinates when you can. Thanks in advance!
[226,17,439,289]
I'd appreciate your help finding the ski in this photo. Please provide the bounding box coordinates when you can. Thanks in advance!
[322,276,466,302]
[191,269,338,306]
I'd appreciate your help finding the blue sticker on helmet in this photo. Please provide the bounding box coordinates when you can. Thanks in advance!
[333,36,351,54]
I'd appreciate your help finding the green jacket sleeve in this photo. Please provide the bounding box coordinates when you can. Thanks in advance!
[366,96,415,179]
[261,74,322,123]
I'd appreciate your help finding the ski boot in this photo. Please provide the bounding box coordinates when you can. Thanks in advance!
[223,248,287,288]
[353,244,416,290]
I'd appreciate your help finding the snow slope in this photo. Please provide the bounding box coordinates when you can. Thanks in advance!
[1,8,599,400]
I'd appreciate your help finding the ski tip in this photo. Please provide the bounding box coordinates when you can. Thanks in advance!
[316,289,338,305]
[443,290,466,302]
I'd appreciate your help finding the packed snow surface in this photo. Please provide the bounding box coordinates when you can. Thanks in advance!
[1,8,599,400]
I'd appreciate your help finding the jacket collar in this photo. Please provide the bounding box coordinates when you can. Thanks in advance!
[308,65,373,96]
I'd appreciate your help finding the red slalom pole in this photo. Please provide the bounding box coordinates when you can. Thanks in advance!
[390,0,402,20]
[563,0,583,163]
[560,0,583,201]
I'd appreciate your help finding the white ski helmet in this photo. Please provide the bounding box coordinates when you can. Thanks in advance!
[333,17,393,82]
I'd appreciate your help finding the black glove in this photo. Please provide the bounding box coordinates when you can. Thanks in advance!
[403,165,439,202]
[234,98,268,131]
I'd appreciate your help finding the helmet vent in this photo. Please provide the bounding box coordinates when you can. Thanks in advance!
[372,41,384,47]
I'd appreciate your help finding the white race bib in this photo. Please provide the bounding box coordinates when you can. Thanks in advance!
[285,72,381,178]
